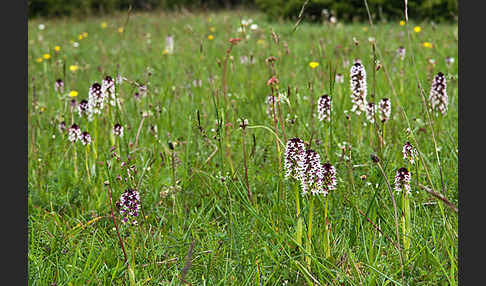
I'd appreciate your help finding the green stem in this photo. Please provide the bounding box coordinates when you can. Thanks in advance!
[295,183,303,247]
[306,196,314,270]
[324,198,331,258]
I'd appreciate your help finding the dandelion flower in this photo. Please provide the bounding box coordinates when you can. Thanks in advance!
[43,54,51,60]
[429,72,448,115]
[209,27,215,32]
[78,34,83,40]
[54,46,61,52]
[83,32,88,38]
[402,141,418,164]
[208,35,214,40]
[378,98,391,123]
[423,42,433,48]
[400,20,405,26]
[284,138,306,180]
[394,167,411,194]
[36,57,43,63]
[101,22,107,29]
[350,59,368,115]
[309,62,319,69]
[413,26,421,33]
[117,27,124,33]
[69,90,78,98]
[117,189,141,225]
[69,65,79,72]
[317,95,331,122]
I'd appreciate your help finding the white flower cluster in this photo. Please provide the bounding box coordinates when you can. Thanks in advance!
[317,95,331,122]
[350,59,368,115]
[429,72,448,115]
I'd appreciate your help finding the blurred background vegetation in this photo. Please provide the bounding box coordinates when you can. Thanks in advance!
[28,0,457,22]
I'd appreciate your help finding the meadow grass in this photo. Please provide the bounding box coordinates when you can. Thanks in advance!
[28,9,457,285]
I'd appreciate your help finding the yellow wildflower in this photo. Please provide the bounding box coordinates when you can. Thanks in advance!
[36,57,43,63]
[83,32,88,38]
[69,65,79,72]
[162,49,169,55]
[209,27,215,32]
[43,54,51,60]
[208,34,214,40]
[78,34,83,40]
[117,27,124,33]
[101,22,107,29]
[423,42,433,48]
[400,20,405,26]
[54,46,61,52]
[309,62,319,69]
[413,26,421,33]
[69,90,78,98]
